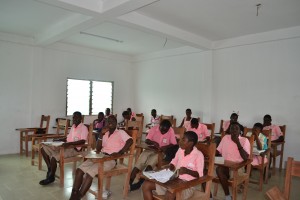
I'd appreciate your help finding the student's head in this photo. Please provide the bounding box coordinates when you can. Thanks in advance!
[180,131,198,150]
[230,113,239,123]
[107,115,117,130]
[252,122,263,135]
[151,109,157,118]
[72,111,82,126]
[186,108,192,117]
[190,118,199,129]
[263,114,272,126]
[122,111,130,120]
[159,120,172,135]
[105,108,111,116]
[229,122,241,138]
[127,108,132,115]
[98,112,104,121]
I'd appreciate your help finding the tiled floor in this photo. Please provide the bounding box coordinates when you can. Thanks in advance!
[0,154,299,200]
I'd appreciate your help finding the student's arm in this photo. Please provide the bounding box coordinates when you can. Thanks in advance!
[62,139,86,147]
[53,137,67,142]
[178,167,199,178]
[272,136,284,142]
[169,163,176,171]
[232,135,249,161]
[110,138,133,156]
[254,133,263,150]
[160,143,175,152]
[145,139,159,148]
[93,119,98,129]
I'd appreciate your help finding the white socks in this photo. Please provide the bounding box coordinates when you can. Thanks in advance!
[225,195,232,200]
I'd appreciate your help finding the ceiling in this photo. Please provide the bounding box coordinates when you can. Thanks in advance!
[0,0,300,56]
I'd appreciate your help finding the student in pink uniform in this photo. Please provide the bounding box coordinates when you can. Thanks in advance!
[187,118,210,142]
[142,131,204,200]
[69,116,133,200]
[93,112,105,140]
[262,114,283,142]
[105,108,111,118]
[216,122,250,200]
[127,107,136,120]
[251,123,268,166]
[223,112,244,135]
[145,109,160,129]
[179,108,192,129]
[130,120,177,191]
[39,111,89,186]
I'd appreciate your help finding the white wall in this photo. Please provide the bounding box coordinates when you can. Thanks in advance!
[212,37,300,161]
[0,40,134,155]
[133,47,213,127]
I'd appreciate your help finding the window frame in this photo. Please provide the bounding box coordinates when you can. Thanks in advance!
[66,77,114,116]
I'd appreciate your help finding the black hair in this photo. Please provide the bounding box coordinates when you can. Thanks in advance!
[127,108,132,112]
[108,115,117,123]
[184,131,198,146]
[151,109,156,112]
[73,111,82,118]
[229,121,241,131]
[231,113,238,118]
[186,108,191,112]
[264,114,271,119]
[98,112,104,116]
[122,111,129,116]
[191,118,199,125]
[253,122,263,131]
[160,119,172,128]
[106,108,111,111]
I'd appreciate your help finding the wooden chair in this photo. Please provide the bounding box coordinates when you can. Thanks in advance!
[136,113,144,117]
[83,115,97,125]
[173,127,186,140]
[16,115,50,157]
[270,125,286,175]
[125,118,143,144]
[160,115,176,127]
[202,122,215,141]
[219,119,225,133]
[57,123,93,187]
[213,135,254,200]
[151,142,216,200]
[265,157,300,200]
[243,128,272,191]
[87,129,137,200]
[31,119,70,170]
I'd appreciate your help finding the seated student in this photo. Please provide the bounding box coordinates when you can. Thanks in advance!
[39,111,88,185]
[118,111,136,129]
[145,109,160,130]
[187,118,210,142]
[127,107,136,120]
[105,108,111,118]
[142,131,204,200]
[93,112,105,140]
[251,123,268,166]
[179,108,193,129]
[216,122,251,200]
[222,112,244,135]
[262,114,283,142]
[69,116,133,200]
[130,120,177,191]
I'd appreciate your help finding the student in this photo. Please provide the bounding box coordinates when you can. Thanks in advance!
[142,131,204,200]
[130,120,177,191]
[118,111,136,129]
[105,108,111,118]
[216,122,250,200]
[179,108,192,129]
[250,123,268,166]
[262,114,283,142]
[93,112,105,140]
[145,109,160,129]
[69,116,133,200]
[187,118,210,142]
[222,112,244,135]
[39,111,88,185]
[127,107,136,120]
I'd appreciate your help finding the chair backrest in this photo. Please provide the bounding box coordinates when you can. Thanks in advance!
[125,119,143,144]
[135,115,144,127]
[160,115,176,127]
[195,142,216,197]
[136,113,143,117]
[124,129,138,155]
[284,157,300,200]
[203,122,215,140]
[173,127,185,140]
[280,125,286,139]
[87,123,94,151]
[56,118,69,136]
[40,115,50,134]
[219,119,224,133]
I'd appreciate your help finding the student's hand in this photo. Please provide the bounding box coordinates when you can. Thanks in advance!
[169,164,176,171]
[179,167,189,175]
[61,142,70,148]
[231,134,239,144]
[110,152,121,157]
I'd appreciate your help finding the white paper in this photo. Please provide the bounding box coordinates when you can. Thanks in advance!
[215,156,225,164]
[143,169,178,183]
[42,141,64,146]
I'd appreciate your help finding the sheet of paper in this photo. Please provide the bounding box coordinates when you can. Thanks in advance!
[215,156,225,164]
[42,141,64,146]
[143,169,177,183]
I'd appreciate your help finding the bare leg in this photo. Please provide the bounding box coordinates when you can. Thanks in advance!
[142,180,156,200]
[78,174,93,197]
[49,157,57,177]
[70,169,85,200]
[216,166,230,196]
[130,167,140,184]
[41,147,50,168]
[165,191,176,200]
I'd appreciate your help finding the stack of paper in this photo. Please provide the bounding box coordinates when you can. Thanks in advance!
[143,169,178,183]
[253,148,265,156]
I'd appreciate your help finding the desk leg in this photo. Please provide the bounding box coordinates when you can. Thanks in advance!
[20,131,23,156]
[25,132,29,157]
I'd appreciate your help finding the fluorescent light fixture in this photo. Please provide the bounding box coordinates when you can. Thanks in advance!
[80,31,123,43]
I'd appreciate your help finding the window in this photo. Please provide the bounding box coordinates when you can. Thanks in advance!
[67,78,113,116]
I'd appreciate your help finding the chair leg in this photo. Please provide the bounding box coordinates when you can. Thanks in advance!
[72,161,77,175]
[31,148,35,166]
[213,182,218,197]
[272,153,276,175]
[259,168,263,191]
[106,177,111,191]
[20,132,23,156]
[279,145,285,172]
[38,147,42,170]
[243,180,249,200]
[60,161,64,187]
[25,135,29,157]
[264,164,269,184]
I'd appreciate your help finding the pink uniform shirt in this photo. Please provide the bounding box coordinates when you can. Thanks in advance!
[171,147,204,181]
[150,116,160,127]
[263,125,283,141]
[187,123,209,141]
[146,126,177,147]
[67,123,88,142]
[183,117,192,129]
[217,135,250,162]
[102,129,131,154]
[95,119,105,129]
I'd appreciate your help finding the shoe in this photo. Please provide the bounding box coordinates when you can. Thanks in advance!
[39,176,55,185]
[130,179,144,191]
[102,190,112,199]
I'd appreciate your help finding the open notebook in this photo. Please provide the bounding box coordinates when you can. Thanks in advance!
[143,169,179,183]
